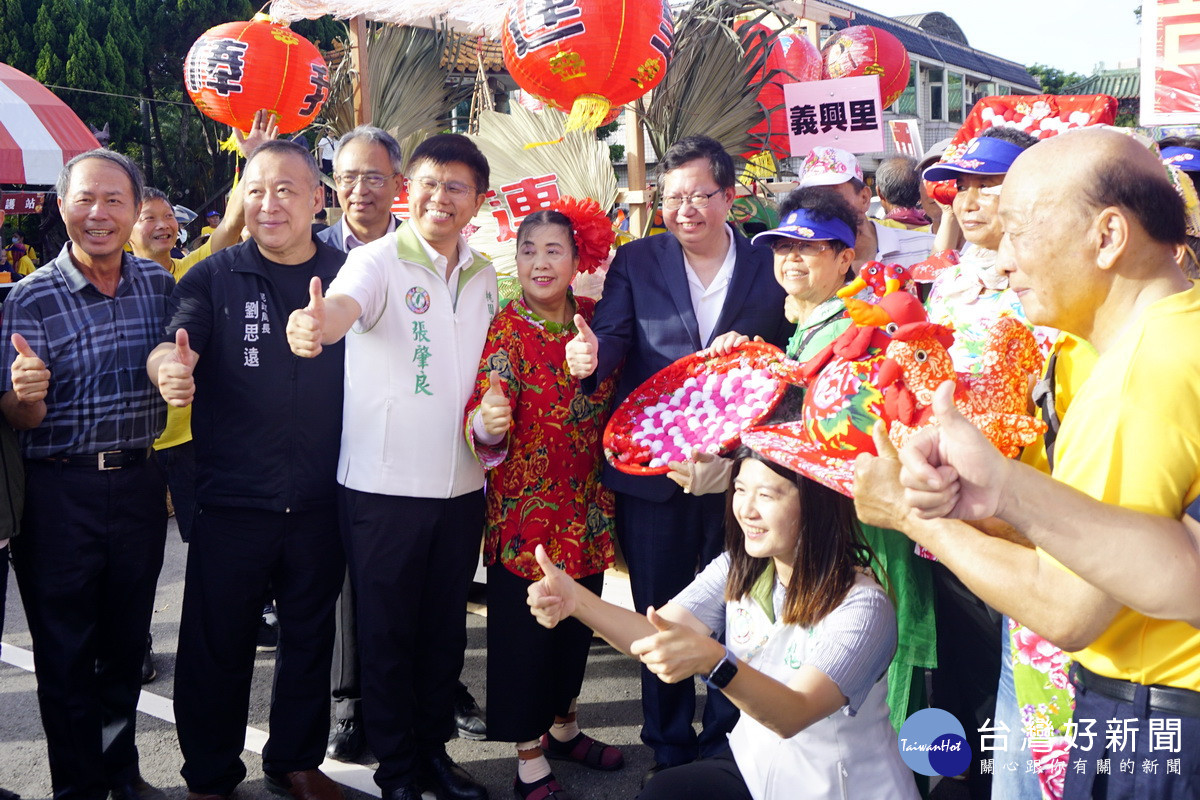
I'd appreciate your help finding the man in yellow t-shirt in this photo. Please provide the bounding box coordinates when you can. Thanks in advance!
[200,209,220,237]
[129,185,243,543]
[865,129,1200,799]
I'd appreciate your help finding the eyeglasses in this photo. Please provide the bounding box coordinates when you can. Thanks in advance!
[333,172,396,190]
[769,239,831,257]
[407,176,477,198]
[661,189,723,210]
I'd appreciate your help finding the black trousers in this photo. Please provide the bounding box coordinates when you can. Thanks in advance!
[174,504,343,795]
[341,487,485,792]
[638,745,752,800]
[615,491,739,767]
[13,458,167,800]
[485,563,604,743]
[330,567,360,721]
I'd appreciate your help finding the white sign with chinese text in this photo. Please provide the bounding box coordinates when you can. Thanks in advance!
[784,75,885,157]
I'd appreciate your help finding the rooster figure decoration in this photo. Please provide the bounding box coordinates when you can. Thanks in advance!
[877,315,1047,457]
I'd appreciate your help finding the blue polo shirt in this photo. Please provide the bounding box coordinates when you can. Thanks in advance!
[0,244,173,458]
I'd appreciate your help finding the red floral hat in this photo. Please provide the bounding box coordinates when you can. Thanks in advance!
[551,196,615,274]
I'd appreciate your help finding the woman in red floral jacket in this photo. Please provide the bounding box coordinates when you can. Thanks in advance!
[465,201,621,800]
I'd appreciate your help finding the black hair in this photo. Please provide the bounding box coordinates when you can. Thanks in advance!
[775,186,859,253]
[979,126,1038,151]
[723,445,871,627]
[875,156,921,208]
[245,139,322,188]
[57,148,144,208]
[1082,159,1187,245]
[1157,136,1200,150]
[657,135,736,190]
[516,209,577,256]
[406,133,490,195]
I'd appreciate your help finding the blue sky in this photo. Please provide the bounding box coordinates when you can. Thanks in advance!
[848,1,1141,76]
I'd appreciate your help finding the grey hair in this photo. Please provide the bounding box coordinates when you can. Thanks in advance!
[336,125,404,172]
[875,156,921,208]
[57,148,144,207]
[244,139,322,189]
[142,187,169,204]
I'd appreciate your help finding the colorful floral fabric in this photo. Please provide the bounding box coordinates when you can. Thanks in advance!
[1008,618,1075,800]
[925,245,1055,375]
[465,294,616,581]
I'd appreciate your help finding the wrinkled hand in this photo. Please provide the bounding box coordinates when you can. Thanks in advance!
[565,314,598,379]
[527,545,578,629]
[287,277,326,358]
[853,423,915,532]
[233,109,279,158]
[158,329,197,408]
[9,333,49,404]
[630,607,718,684]
[480,370,512,437]
[667,448,733,496]
[897,381,1009,520]
[705,331,756,357]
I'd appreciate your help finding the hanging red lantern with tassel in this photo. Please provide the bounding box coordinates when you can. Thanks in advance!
[820,25,910,108]
[502,0,674,134]
[184,14,329,134]
[737,23,822,159]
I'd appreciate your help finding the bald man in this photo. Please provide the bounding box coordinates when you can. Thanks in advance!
[855,129,1200,799]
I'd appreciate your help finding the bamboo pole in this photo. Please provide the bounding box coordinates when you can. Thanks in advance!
[625,105,649,234]
[349,15,372,125]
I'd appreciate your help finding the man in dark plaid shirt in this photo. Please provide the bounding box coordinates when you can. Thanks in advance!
[1,149,173,800]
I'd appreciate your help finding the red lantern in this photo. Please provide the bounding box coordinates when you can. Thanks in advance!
[820,26,910,108]
[184,14,329,134]
[502,0,674,133]
[738,23,822,159]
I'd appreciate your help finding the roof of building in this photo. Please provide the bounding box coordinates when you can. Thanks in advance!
[1064,67,1139,100]
[824,2,1040,91]
[893,12,968,46]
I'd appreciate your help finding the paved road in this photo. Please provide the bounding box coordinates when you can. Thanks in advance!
[0,518,675,800]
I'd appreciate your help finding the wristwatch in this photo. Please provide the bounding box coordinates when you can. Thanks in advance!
[702,645,738,690]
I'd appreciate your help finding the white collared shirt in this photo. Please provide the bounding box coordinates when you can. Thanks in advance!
[414,227,475,305]
[683,225,736,345]
[340,215,398,252]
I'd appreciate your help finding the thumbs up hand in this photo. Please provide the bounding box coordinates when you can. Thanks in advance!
[158,328,197,408]
[286,276,326,358]
[565,313,598,379]
[479,369,513,437]
[527,544,578,629]
[630,605,719,684]
[10,333,50,404]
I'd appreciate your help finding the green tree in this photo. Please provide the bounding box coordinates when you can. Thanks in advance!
[1026,63,1088,95]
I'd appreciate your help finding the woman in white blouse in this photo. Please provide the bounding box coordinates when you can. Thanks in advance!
[528,444,920,800]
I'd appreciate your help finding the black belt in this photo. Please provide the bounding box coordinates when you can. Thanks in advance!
[1071,663,1200,718]
[38,448,149,471]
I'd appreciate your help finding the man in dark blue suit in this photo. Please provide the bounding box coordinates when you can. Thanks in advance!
[567,136,791,781]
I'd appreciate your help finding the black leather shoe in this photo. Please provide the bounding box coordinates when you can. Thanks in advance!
[453,684,486,741]
[382,788,422,800]
[417,752,488,800]
[141,635,157,684]
[326,718,365,762]
[641,763,671,789]
[110,776,167,800]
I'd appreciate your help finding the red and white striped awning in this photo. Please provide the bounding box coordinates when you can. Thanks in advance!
[0,62,100,186]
